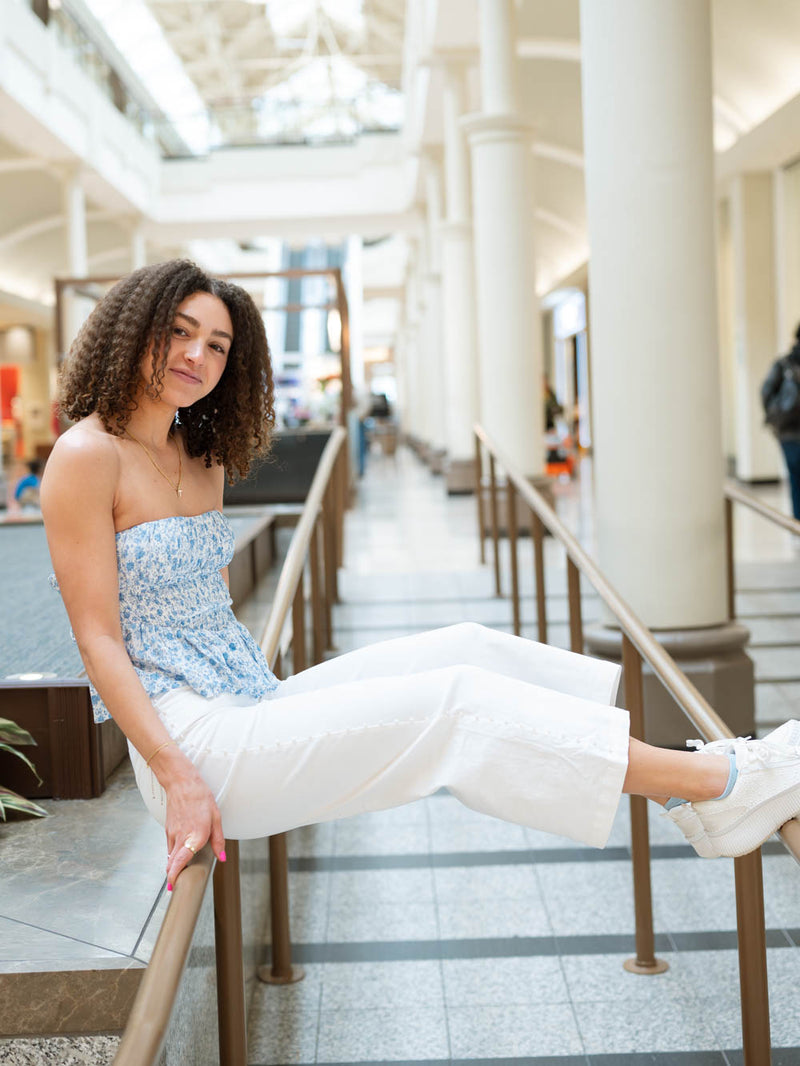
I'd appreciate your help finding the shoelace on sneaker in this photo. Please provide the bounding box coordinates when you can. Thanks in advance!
[689,735,800,768]
[685,736,749,754]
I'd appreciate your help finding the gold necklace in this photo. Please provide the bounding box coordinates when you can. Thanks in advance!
[125,428,183,498]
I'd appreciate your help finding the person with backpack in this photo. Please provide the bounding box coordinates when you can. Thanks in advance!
[761,323,800,520]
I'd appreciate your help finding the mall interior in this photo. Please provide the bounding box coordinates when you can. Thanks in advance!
[2,0,800,1063]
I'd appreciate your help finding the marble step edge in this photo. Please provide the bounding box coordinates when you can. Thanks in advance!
[0,958,143,1038]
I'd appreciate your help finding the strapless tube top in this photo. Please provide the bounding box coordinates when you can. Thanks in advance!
[51,510,278,723]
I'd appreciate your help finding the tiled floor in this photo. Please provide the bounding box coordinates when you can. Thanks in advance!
[2,446,800,1065]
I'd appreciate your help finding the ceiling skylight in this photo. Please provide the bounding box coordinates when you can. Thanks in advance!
[253,55,402,142]
[260,0,365,40]
[75,0,209,154]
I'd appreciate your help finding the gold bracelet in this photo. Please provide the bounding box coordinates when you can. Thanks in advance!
[145,740,175,768]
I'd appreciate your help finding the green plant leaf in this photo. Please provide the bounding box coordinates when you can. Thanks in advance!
[0,743,43,785]
[0,787,47,819]
[0,719,36,746]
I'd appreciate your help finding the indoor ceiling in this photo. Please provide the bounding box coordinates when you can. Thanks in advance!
[83,0,407,150]
[147,0,405,98]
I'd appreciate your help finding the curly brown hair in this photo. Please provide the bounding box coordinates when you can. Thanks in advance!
[58,259,275,480]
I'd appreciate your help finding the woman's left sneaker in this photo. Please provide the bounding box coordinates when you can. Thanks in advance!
[692,723,800,857]
[660,721,800,859]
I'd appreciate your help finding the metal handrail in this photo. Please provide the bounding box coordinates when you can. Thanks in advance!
[256,426,347,989]
[113,848,215,1065]
[112,427,348,1066]
[260,427,346,665]
[474,424,800,1066]
[725,478,800,536]
[723,477,800,864]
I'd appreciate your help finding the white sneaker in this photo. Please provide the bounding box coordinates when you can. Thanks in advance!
[660,721,800,859]
[692,722,800,857]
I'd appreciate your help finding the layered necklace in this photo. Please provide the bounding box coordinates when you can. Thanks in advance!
[125,428,183,498]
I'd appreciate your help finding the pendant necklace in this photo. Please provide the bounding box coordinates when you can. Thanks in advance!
[125,428,183,498]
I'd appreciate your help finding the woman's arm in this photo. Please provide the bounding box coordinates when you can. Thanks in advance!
[40,428,225,887]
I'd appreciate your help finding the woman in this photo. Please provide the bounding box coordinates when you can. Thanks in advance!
[42,260,800,891]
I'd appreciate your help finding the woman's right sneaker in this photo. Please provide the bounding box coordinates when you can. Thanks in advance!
[692,721,800,857]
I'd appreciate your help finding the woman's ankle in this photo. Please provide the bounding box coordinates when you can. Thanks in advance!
[690,754,731,801]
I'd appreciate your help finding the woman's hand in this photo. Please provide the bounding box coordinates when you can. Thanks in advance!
[157,753,227,889]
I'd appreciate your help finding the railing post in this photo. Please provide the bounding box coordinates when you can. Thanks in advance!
[323,481,340,605]
[335,447,346,568]
[214,840,248,1066]
[531,510,547,644]
[258,833,305,986]
[292,575,307,675]
[621,635,668,976]
[320,499,334,648]
[488,453,502,597]
[566,557,583,653]
[725,495,736,621]
[475,433,486,565]
[507,480,521,636]
[309,517,325,665]
[734,851,772,1065]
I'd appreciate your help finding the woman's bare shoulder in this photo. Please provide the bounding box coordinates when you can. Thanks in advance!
[42,416,120,503]
[48,415,118,462]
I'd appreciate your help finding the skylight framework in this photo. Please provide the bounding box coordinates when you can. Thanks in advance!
[102,0,408,153]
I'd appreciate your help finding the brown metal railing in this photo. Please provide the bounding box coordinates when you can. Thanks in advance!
[724,478,800,620]
[113,427,348,1066]
[257,427,347,986]
[474,425,800,1066]
[723,480,800,872]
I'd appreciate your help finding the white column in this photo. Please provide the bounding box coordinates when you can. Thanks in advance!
[478,0,518,114]
[404,259,426,444]
[423,158,447,464]
[62,167,90,352]
[580,0,726,628]
[345,235,365,396]
[462,0,543,475]
[64,169,88,277]
[440,58,480,471]
[730,174,782,481]
[716,198,737,463]
[131,221,147,270]
[775,161,800,353]
[394,323,410,435]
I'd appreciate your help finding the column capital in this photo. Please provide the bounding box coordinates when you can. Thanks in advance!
[419,145,443,170]
[423,47,478,72]
[461,111,535,145]
[440,219,473,241]
[52,161,86,185]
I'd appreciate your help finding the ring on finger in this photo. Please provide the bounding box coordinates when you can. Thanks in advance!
[184,837,198,854]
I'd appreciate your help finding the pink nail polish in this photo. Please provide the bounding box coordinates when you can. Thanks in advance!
[220,851,226,862]
[167,883,173,892]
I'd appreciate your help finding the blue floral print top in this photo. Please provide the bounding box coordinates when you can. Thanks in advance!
[53,510,278,723]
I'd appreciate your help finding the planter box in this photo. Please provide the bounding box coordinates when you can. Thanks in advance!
[0,680,126,800]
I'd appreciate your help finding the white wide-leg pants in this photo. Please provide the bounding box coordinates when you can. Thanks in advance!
[129,623,631,849]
